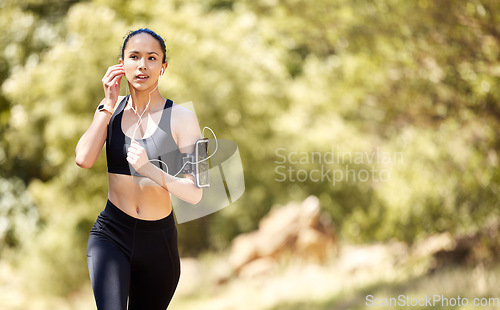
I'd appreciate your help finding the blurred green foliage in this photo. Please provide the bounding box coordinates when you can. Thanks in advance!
[0,0,499,296]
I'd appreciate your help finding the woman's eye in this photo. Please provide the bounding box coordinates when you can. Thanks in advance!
[130,55,138,59]
[149,57,156,60]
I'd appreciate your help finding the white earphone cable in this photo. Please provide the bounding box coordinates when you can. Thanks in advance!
[124,71,218,177]
[149,126,218,177]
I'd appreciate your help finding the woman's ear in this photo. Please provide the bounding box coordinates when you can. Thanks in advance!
[119,58,124,65]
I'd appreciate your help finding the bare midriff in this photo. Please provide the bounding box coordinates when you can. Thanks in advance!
[108,172,172,220]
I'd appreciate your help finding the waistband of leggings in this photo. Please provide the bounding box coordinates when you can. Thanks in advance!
[103,199,176,231]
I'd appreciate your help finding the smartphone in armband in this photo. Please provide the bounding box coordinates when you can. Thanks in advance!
[195,138,210,188]
[181,155,193,174]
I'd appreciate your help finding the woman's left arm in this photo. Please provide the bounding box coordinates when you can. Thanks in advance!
[126,107,203,204]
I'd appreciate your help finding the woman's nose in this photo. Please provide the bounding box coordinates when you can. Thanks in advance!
[138,58,147,70]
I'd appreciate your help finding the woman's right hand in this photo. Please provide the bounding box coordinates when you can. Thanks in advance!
[102,64,125,107]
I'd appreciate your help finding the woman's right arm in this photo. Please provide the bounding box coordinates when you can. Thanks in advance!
[75,64,125,168]
[74,100,114,168]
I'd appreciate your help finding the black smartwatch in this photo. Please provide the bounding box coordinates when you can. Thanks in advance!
[98,103,114,114]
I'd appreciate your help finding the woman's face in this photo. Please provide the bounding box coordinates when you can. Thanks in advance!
[121,33,166,91]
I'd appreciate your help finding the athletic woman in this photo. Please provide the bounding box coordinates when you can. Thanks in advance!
[75,28,202,309]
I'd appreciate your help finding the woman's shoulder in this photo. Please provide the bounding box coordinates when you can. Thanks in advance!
[170,102,201,143]
[114,96,129,111]
[171,102,197,121]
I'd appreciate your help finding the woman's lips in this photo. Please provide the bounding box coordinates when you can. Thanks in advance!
[135,74,149,81]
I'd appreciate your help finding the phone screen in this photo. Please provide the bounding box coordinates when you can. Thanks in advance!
[195,138,210,188]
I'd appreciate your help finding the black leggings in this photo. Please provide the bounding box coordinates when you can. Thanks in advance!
[86,200,180,310]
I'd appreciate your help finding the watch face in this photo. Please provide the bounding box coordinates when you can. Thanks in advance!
[98,104,104,110]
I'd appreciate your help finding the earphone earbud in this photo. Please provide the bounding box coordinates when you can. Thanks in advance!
[160,68,164,75]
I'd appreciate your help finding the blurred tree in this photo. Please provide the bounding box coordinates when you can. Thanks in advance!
[234,0,500,241]
[1,0,500,298]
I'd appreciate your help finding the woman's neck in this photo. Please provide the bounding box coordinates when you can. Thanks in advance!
[128,84,163,115]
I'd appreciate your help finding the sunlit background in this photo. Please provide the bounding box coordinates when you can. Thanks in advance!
[1,0,500,309]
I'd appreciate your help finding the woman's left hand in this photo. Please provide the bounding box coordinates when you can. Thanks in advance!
[127,140,152,175]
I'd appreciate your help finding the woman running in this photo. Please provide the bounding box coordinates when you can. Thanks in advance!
[75,28,202,309]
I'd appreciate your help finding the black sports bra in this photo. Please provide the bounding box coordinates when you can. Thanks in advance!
[106,95,181,176]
